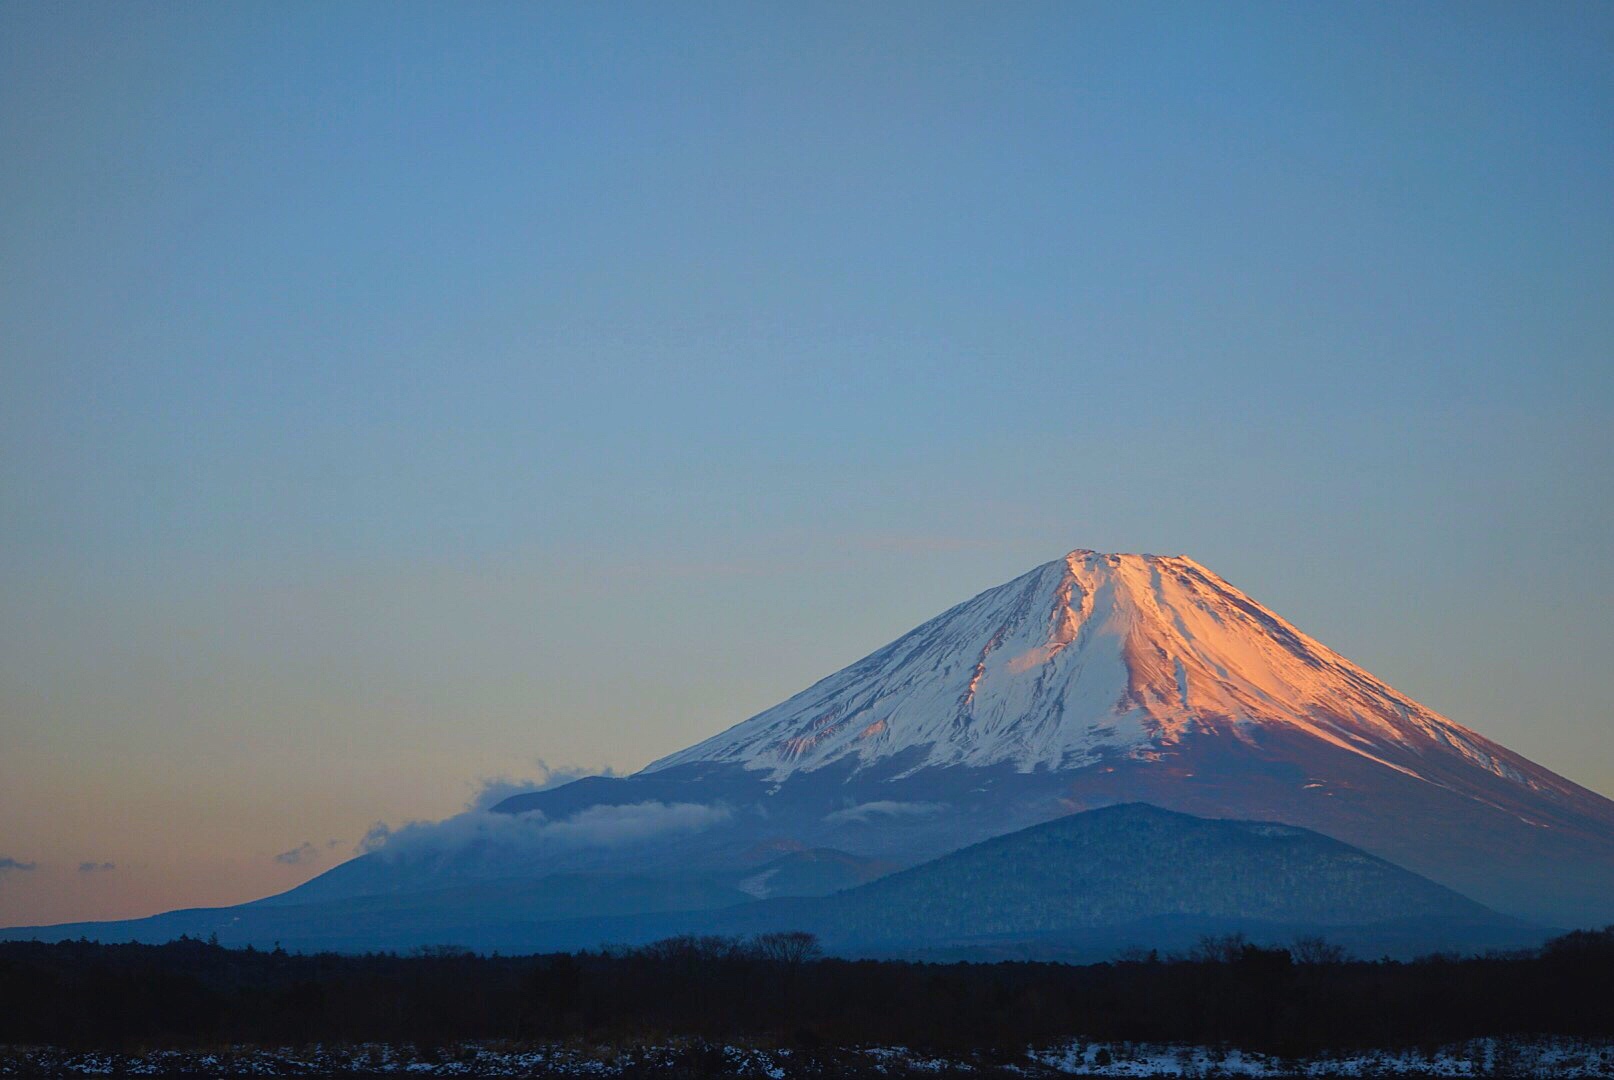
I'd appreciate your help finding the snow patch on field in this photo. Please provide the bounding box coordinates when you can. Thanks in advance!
[5,1037,1614,1076]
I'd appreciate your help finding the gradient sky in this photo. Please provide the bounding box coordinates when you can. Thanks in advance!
[2,2,1611,926]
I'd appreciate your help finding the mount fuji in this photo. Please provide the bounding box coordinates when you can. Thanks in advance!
[9,549,1613,949]
[483,549,1614,925]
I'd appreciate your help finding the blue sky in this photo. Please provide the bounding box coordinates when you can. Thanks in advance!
[2,2,1611,924]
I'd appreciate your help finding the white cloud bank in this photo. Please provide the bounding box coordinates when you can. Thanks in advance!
[359,801,732,863]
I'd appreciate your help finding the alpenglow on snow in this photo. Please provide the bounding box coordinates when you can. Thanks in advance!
[647,550,1565,794]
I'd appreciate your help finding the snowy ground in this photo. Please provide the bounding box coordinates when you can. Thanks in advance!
[4,1037,1614,1077]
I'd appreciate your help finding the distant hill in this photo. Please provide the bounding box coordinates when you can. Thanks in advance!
[699,803,1535,955]
[810,802,1497,934]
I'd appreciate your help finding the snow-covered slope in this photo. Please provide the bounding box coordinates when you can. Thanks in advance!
[646,550,1578,808]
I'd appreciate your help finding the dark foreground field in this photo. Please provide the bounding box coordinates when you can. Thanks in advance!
[3,928,1614,1076]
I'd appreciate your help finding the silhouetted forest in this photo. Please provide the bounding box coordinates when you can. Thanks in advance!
[2,928,1612,1056]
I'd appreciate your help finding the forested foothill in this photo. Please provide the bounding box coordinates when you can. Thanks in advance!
[2,928,1613,1064]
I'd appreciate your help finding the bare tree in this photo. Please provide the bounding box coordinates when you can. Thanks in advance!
[1190,932,1249,963]
[1292,935,1347,964]
[753,930,822,964]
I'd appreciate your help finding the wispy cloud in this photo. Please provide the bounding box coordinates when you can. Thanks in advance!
[824,800,946,825]
[275,840,342,866]
[360,801,732,863]
[358,822,392,855]
[353,762,723,864]
[77,861,116,873]
[467,760,622,811]
[274,842,320,866]
[0,856,37,874]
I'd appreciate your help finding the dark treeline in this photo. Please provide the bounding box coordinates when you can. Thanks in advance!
[2,928,1613,1056]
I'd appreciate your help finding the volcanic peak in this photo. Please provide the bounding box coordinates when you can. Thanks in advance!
[645,547,1564,808]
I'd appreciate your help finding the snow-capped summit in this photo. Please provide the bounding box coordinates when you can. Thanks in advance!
[646,549,1571,808]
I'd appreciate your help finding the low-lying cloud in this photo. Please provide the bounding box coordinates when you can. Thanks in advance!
[77,861,116,873]
[358,822,393,855]
[467,760,622,812]
[823,800,946,825]
[361,801,732,863]
[274,842,319,866]
[0,856,37,874]
[275,840,342,865]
